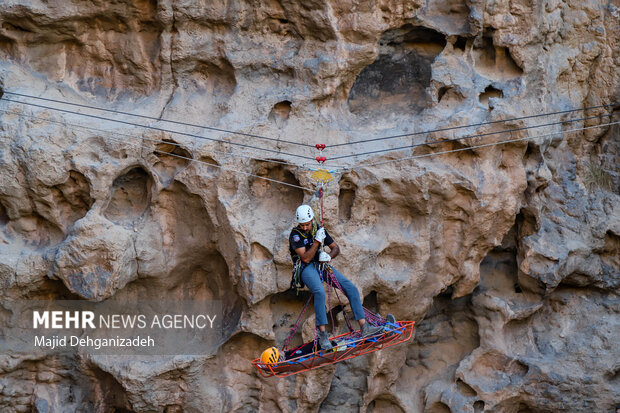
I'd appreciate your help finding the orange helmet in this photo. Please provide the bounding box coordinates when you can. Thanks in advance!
[261,347,280,364]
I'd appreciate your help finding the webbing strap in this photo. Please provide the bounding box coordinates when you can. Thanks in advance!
[283,292,313,351]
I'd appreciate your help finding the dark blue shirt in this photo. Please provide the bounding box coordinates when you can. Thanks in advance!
[288,225,334,264]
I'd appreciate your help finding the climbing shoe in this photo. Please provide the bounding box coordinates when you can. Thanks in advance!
[386,314,396,324]
[318,331,333,351]
[360,322,382,337]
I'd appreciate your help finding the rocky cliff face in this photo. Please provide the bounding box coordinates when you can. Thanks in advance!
[0,0,618,412]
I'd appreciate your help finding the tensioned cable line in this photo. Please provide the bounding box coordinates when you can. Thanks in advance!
[0,97,315,161]
[342,121,620,171]
[0,111,615,191]
[0,108,301,168]
[330,102,618,148]
[0,109,312,192]
[3,91,313,149]
[330,112,617,161]
[5,91,616,157]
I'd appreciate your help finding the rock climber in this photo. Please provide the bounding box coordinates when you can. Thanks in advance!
[289,204,383,351]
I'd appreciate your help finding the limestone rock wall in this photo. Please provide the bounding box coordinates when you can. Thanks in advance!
[0,0,618,412]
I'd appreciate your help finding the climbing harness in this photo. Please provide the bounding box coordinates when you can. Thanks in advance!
[290,259,304,294]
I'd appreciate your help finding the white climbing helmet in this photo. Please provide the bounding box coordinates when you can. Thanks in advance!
[295,205,314,223]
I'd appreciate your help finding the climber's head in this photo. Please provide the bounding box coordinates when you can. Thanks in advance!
[295,205,314,232]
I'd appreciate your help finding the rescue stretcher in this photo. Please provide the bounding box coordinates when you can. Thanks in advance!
[252,320,415,378]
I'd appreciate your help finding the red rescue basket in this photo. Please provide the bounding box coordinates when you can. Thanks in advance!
[252,320,415,378]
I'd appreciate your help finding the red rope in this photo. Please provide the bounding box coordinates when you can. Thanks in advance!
[327,269,336,334]
[282,293,313,351]
[319,186,324,226]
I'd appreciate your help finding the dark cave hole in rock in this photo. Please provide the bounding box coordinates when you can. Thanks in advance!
[3,21,34,33]
[338,178,356,221]
[604,366,619,382]
[436,86,465,107]
[349,25,447,115]
[454,36,467,51]
[480,224,523,295]
[153,140,192,186]
[474,35,523,80]
[438,285,454,297]
[438,86,450,102]
[476,35,496,62]
[516,209,538,238]
[456,379,477,397]
[427,401,452,413]
[89,364,132,412]
[190,59,237,97]
[268,100,292,124]
[104,166,152,224]
[200,155,219,166]
[602,230,620,269]
[198,155,220,175]
[517,402,535,413]
[0,36,18,59]
[0,201,8,225]
[479,85,503,105]
[473,400,485,413]
[525,141,535,157]
[363,290,379,313]
[25,278,83,300]
[367,397,406,413]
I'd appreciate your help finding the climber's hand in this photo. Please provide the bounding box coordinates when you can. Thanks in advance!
[319,251,331,262]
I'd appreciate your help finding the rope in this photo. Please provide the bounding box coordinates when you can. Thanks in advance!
[5,92,615,165]
[329,102,618,148]
[313,326,319,352]
[3,91,313,148]
[0,108,302,168]
[0,108,312,191]
[331,112,616,161]
[327,271,335,334]
[362,307,386,326]
[345,120,620,170]
[1,97,314,161]
[283,292,314,351]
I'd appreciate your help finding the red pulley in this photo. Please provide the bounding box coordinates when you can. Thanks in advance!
[315,156,327,163]
[315,144,326,150]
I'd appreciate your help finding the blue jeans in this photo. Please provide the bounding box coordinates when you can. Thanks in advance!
[300,263,365,326]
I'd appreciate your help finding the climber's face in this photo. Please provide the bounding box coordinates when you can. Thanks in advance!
[298,220,312,233]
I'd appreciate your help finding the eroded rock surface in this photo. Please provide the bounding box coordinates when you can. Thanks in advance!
[0,0,618,411]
